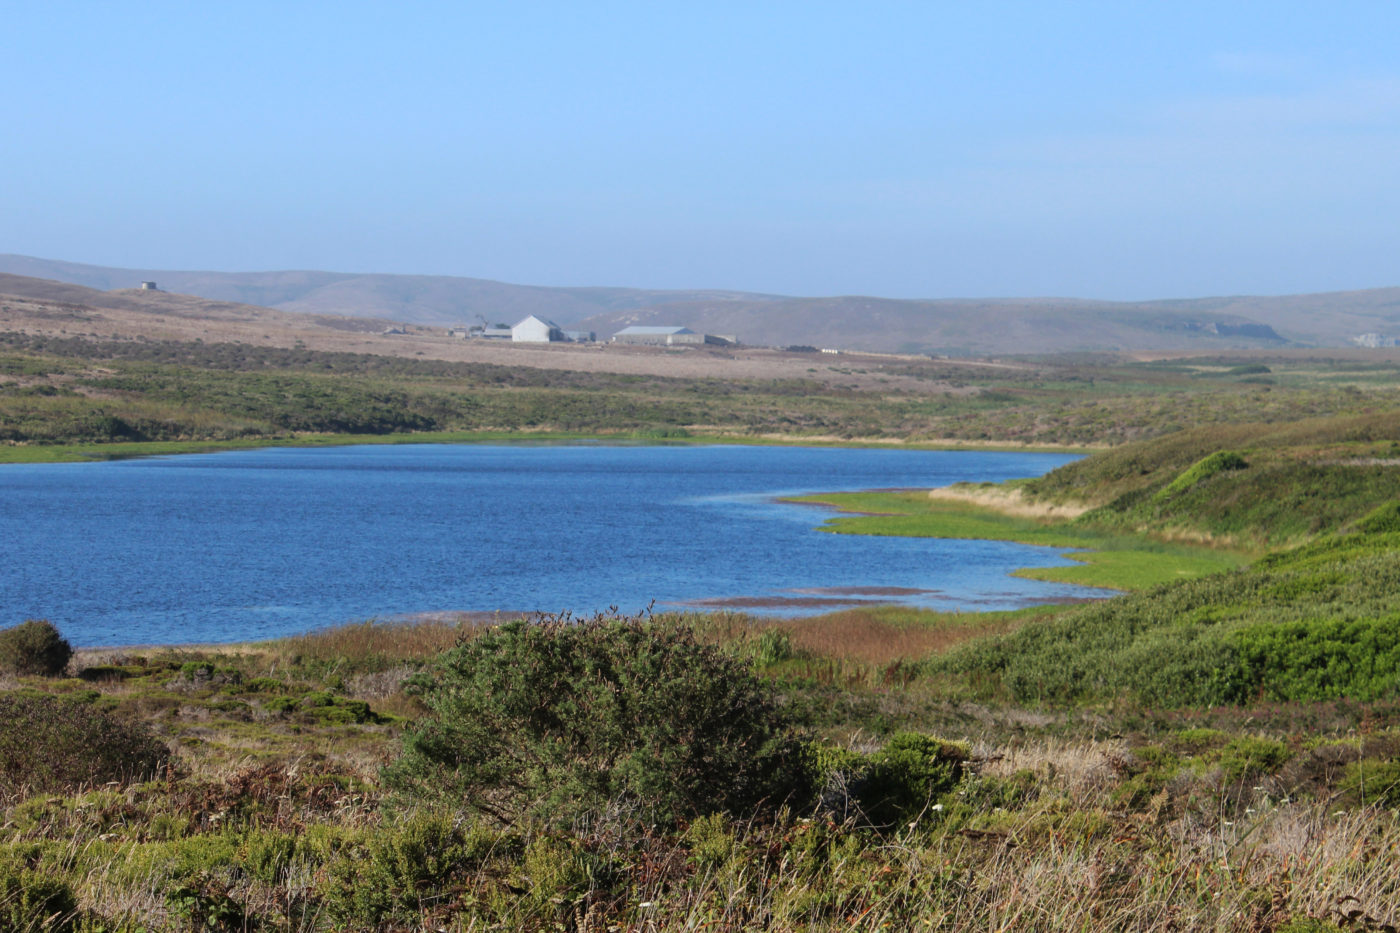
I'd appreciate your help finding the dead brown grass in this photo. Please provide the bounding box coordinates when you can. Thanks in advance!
[776,609,1020,668]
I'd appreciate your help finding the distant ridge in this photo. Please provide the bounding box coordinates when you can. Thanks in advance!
[0,254,779,330]
[3,253,1398,353]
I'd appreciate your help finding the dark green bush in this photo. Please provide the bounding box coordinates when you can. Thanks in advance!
[0,694,169,795]
[384,615,809,828]
[855,733,967,829]
[0,619,73,676]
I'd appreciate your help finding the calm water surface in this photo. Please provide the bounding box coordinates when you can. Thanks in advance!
[0,444,1104,646]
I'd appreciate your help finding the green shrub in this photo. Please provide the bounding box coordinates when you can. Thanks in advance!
[0,860,77,932]
[1356,500,1400,534]
[0,620,73,676]
[1340,759,1400,808]
[683,812,737,869]
[0,694,169,795]
[164,874,244,932]
[262,696,297,714]
[854,733,968,829]
[385,615,809,828]
[1154,450,1248,502]
[1218,736,1291,782]
[324,813,490,927]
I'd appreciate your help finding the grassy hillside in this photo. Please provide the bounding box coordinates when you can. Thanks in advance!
[1027,410,1400,546]
[5,334,1400,461]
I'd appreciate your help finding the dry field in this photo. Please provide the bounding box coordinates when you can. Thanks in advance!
[0,288,991,394]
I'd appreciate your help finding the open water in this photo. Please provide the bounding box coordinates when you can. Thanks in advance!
[0,443,1106,646]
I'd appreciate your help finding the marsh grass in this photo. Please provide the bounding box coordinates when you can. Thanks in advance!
[264,618,468,674]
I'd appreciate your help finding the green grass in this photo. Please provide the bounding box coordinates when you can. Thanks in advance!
[789,490,1248,590]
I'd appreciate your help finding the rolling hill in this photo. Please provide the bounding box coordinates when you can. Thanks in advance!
[3,253,1398,354]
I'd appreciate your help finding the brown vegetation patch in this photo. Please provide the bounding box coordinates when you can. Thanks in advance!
[775,609,1021,667]
[268,619,465,667]
[683,595,876,610]
[794,586,941,597]
[927,482,1092,518]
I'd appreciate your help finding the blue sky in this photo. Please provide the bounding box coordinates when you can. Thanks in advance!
[3,2,1397,299]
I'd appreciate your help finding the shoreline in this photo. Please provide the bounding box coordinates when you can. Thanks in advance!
[0,430,1096,465]
[787,486,1250,592]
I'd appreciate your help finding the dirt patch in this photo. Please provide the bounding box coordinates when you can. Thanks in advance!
[680,595,877,610]
[792,586,941,597]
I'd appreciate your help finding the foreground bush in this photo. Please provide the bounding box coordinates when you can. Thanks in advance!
[385,615,809,828]
[0,860,77,932]
[0,619,72,676]
[0,694,168,796]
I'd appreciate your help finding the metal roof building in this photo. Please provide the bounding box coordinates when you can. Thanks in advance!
[611,325,734,346]
[612,325,693,345]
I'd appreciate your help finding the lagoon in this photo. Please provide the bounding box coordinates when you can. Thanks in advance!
[0,444,1103,646]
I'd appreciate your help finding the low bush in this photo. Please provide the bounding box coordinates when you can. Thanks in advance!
[1340,758,1400,808]
[0,619,72,676]
[0,859,77,932]
[324,812,493,927]
[0,694,169,796]
[808,734,968,829]
[856,733,968,829]
[384,614,809,828]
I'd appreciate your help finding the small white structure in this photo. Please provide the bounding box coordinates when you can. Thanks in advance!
[511,315,566,343]
[139,281,158,290]
[612,325,735,346]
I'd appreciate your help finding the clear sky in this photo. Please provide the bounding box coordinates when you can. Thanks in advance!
[3,1,1397,299]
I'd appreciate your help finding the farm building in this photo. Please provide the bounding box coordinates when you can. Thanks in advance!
[611,326,736,346]
[511,316,566,343]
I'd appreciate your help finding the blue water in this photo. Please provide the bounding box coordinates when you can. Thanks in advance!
[0,444,1103,646]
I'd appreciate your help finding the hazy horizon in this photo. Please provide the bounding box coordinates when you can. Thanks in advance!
[6,250,1399,306]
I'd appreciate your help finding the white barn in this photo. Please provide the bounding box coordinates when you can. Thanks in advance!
[511,315,565,343]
